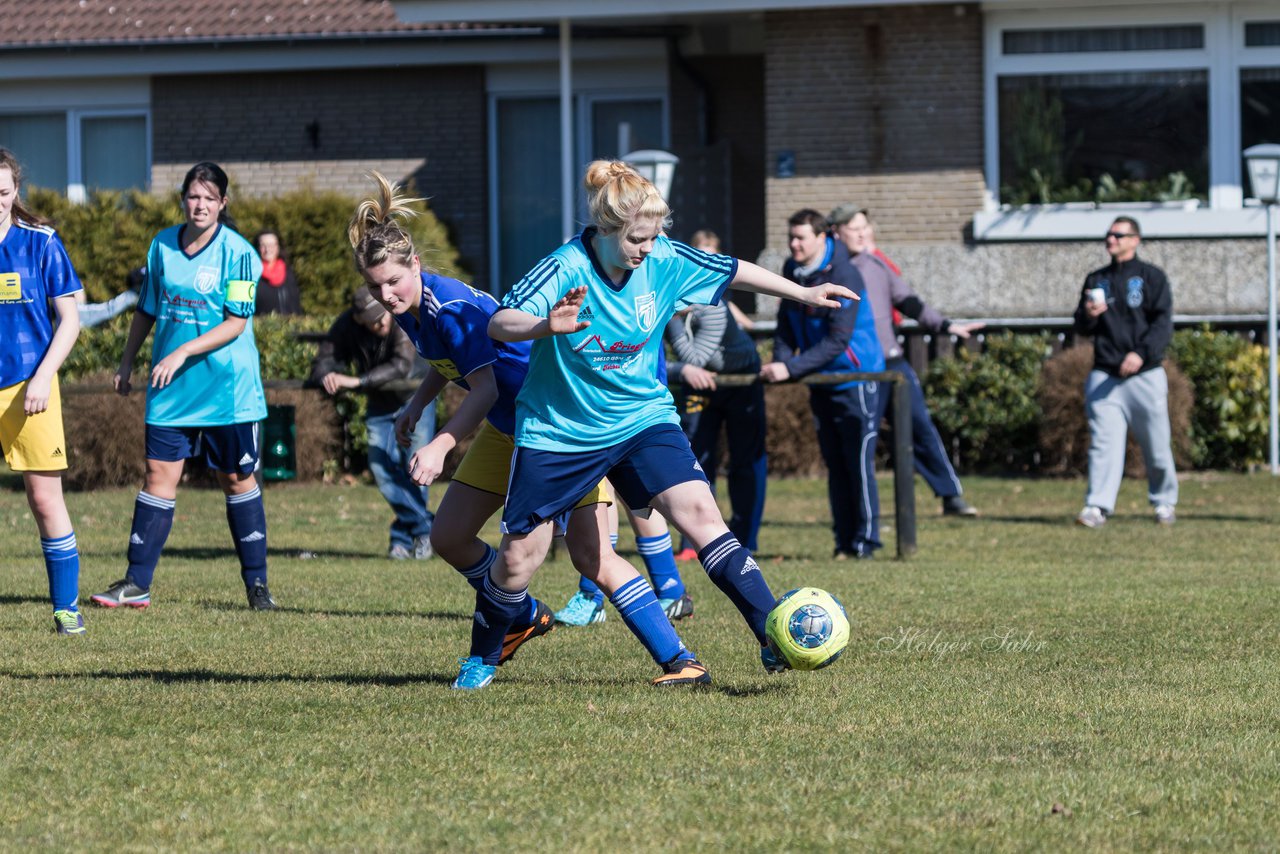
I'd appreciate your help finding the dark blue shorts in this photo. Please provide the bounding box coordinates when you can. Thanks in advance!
[502,422,708,535]
[145,423,260,476]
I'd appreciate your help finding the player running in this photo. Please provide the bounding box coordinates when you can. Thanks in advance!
[93,162,276,611]
[0,148,86,635]
[348,173,703,688]
[465,159,856,689]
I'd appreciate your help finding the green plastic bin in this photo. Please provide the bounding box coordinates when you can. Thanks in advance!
[260,404,296,481]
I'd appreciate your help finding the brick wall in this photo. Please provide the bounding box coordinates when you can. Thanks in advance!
[763,3,985,248]
[151,66,490,286]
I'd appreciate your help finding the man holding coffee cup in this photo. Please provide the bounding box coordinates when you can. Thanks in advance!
[1072,217,1177,529]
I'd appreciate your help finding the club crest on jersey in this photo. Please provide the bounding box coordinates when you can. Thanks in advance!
[1126,276,1144,308]
[634,292,658,332]
[194,266,219,295]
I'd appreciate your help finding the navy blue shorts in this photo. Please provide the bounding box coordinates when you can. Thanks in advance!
[145,423,260,476]
[502,422,708,535]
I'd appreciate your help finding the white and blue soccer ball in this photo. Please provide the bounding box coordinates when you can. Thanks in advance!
[764,587,850,671]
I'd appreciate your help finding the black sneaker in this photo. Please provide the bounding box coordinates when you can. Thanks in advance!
[658,593,695,621]
[246,582,277,611]
[942,496,978,517]
[652,656,711,687]
[499,599,556,665]
[91,578,151,608]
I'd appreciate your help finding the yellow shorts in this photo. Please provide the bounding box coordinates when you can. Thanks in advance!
[453,421,611,508]
[0,375,68,472]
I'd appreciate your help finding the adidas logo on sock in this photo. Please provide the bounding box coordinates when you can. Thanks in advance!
[239,453,254,465]
[129,533,145,545]
[740,558,759,576]
[659,579,677,591]
[239,530,265,542]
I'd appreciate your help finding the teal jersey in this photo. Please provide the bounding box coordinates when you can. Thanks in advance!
[502,228,736,451]
[138,224,266,426]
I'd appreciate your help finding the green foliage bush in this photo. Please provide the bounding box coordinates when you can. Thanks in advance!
[923,333,1050,473]
[1167,327,1271,470]
[27,183,464,314]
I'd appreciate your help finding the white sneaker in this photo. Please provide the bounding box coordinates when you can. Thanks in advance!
[413,534,434,560]
[1154,504,1176,525]
[1076,506,1106,528]
[388,543,412,560]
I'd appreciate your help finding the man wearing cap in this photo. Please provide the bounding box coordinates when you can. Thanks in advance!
[311,287,436,559]
[829,203,983,517]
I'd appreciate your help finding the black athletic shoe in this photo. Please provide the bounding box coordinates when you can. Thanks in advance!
[659,593,695,621]
[499,599,556,665]
[942,496,978,517]
[91,578,151,608]
[246,582,277,611]
[652,656,711,687]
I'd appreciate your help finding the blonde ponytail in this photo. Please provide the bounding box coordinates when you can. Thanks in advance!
[348,172,424,271]
[583,159,671,235]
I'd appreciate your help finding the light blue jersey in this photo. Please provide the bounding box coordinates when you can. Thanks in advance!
[502,228,737,451]
[138,223,265,427]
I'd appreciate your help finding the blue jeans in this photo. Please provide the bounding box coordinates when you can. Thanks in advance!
[876,358,964,499]
[367,407,436,549]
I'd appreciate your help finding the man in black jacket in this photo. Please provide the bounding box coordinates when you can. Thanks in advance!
[1072,217,1177,528]
[311,287,435,557]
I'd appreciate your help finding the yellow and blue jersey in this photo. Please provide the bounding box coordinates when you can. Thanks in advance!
[138,223,265,426]
[502,228,736,452]
[393,273,531,436]
[0,221,83,388]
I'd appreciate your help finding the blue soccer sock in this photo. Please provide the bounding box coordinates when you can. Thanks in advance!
[458,545,538,626]
[42,532,80,613]
[637,532,684,600]
[226,486,268,590]
[609,576,688,666]
[125,491,175,590]
[457,545,497,593]
[472,575,530,666]
[699,532,776,644]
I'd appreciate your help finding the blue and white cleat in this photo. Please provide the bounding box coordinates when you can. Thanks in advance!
[554,591,606,627]
[451,656,496,691]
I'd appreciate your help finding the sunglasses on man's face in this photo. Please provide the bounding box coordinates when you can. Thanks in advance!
[1105,231,1136,240]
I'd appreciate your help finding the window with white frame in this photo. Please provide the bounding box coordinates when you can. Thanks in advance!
[988,14,1211,207]
[0,109,149,199]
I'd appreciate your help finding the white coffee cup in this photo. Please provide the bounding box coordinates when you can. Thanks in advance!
[1087,287,1106,305]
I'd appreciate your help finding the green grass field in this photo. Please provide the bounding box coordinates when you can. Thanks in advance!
[1,474,1277,850]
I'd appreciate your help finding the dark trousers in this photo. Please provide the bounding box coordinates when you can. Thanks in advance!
[876,358,963,499]
[679,383,767,552]
[809,383,881,555]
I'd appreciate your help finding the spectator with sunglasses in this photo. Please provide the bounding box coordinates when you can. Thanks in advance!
[1073,216,1177,529]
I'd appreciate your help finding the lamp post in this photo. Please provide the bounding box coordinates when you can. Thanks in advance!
[1244,144,1280,475]
[622,149,679,203]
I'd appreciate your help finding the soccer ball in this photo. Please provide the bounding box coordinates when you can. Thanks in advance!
[764,587,850,671]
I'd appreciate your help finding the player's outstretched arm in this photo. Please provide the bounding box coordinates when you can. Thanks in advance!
[489,286,590,342]
[115,309,157,396]
[407,365,498,487]
[26,295,80,415]
[729,259,856,308]
[396,366,448,448]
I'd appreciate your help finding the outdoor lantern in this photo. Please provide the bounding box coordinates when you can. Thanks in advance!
[622,149,679,203]
[1244,144,1280,203]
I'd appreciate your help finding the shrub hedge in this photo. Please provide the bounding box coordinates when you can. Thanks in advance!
[28,183,464,314]
[52,316,1275,484]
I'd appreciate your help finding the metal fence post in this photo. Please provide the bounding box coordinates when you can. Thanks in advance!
[891,374,917,558]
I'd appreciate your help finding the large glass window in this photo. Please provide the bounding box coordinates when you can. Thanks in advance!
[589,99,663,160]
[998,71,1208,205]
[1003,25,1203,55]
[494,97,565,294]
[81,115,147,192]
[0,113,69,191]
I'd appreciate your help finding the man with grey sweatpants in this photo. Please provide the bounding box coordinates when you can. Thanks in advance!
[1073,216,1178,528]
